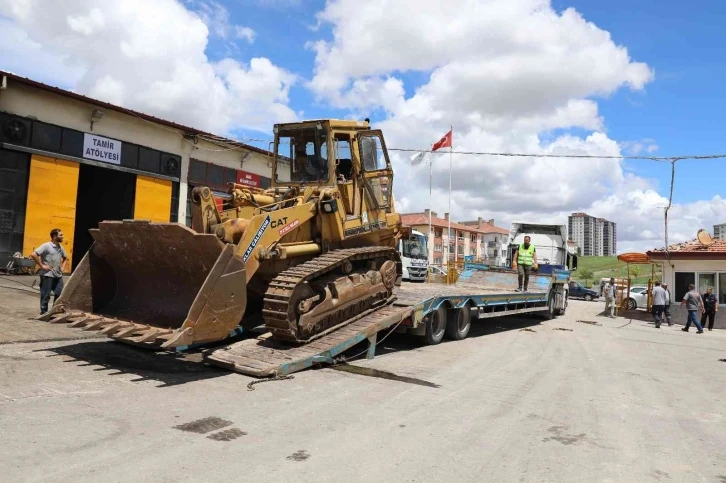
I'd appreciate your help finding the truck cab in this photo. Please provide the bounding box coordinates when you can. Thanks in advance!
[399,229,428,282]
[506,222,578,274]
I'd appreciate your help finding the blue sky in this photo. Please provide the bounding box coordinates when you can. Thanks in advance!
[564,0,726,205]
[1,0,724,249]
[213,0,725,206]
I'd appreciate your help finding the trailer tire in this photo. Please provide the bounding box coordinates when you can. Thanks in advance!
[424,306,446,345]
[445,305,471,340]
[554,294,567,316]
[542,296,555,320]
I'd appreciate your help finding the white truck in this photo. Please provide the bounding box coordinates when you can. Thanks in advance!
[505,222,578,275]
[399,229,428,282]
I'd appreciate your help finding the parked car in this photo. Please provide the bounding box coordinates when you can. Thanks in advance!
[568,281,600,301]
[626,286,649,310]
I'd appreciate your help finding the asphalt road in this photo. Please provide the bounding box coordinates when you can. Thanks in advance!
[1,291,725,482]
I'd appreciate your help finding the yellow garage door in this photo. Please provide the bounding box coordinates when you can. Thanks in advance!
[23,155,80,271]
[134,175,172,222]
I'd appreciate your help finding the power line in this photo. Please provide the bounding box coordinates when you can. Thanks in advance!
[232,136,726,162]
[386,148,726,162]
[108,108,726,162]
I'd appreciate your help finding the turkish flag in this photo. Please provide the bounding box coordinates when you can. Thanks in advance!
[432,130,452,151]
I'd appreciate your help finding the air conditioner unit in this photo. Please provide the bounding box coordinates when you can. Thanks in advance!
[0,114,31,146]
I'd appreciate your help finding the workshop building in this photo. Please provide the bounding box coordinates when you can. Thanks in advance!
[0,71,272,271]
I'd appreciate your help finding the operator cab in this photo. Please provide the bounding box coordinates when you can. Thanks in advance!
[271,120,394,223]
[273,123,330,184]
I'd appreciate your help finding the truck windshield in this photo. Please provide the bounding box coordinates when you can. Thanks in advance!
[274,127,329,184]
[402,234,427,259]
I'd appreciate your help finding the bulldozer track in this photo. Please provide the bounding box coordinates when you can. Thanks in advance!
[262,246,400,343]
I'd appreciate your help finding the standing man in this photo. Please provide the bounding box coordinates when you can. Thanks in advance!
[603,277,617,318]
[512,235,538,292]
[30,228,67,315]
[662,283,673,326]
[701,287,718,331]
[680,284,704,334]
[651,281,667,328]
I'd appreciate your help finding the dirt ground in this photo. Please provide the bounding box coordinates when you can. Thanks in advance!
[0,275,104,344]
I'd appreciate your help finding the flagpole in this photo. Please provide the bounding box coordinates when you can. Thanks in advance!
[428,154,432,278]
[447,125,452,277]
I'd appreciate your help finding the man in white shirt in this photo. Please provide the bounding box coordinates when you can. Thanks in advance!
[651,281,667,329]
[603,277,617,318]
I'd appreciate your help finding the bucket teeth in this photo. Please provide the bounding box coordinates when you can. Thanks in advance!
[100,322,132,335]
[69,315,100,328]
[132,328,172,344]
[83,318,116,331]
[49,312,76,324]
[112,325,145,339]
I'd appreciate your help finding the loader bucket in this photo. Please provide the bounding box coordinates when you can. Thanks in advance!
[47,220,248,349]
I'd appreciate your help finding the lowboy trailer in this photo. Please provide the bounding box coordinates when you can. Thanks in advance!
[205,265,569,377]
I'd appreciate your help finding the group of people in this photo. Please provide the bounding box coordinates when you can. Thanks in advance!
[602,277,719,333]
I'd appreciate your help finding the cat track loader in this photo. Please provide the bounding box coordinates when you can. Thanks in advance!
[41,119,410,349]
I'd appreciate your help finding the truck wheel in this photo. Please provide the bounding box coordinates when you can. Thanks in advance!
[554,294,567,316]
[424,306,446,345]
[445,306,471,340]
[542,296,555,320]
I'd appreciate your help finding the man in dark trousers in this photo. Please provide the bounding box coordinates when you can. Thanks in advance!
[662,283,673,326]
[701,287,718,331]
[30,228,68,314]
[651,281,667,328]
[680,284,704,334]
[512,235,538,292]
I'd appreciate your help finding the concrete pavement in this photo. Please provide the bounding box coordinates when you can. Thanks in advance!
[0,295,725,482]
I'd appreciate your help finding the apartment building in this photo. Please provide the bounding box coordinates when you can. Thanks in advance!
[714,223,726,240]
[568,212,617,256]
[401,211,509,266]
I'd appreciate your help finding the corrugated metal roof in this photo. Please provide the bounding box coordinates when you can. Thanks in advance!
[0,70,271,157]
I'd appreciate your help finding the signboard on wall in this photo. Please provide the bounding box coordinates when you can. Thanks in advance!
[83,133,122,165]
[236,170,260,188]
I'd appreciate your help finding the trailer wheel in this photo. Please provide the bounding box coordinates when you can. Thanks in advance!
[554,293,567,316]
[445,305,471,340]
[424,306,446,345]
[542,296,555,320]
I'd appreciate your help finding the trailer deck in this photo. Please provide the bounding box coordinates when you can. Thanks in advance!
[205,273,561,377]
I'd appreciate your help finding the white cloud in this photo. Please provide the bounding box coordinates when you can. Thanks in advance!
[0,0,293,133]
[308,0,719,252]
[188,0,256,43]
[234,26,256,43]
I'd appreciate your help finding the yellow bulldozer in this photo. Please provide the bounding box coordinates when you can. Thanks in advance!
[42,119,410,349]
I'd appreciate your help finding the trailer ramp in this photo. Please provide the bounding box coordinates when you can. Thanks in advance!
[206,305,412,377]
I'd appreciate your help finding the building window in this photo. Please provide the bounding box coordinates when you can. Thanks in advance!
[434,244,443,252]
[470,234,477,242]
[698,273,716,294]
[434,257,442,264]
[435,229,442,238]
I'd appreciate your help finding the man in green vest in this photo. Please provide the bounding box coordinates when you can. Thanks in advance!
[512,235,538,292]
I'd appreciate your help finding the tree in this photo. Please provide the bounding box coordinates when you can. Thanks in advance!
[630,265,641,283]
[578,268,594,287]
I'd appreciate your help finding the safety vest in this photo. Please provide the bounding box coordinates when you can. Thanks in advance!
[517,243,535,265]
